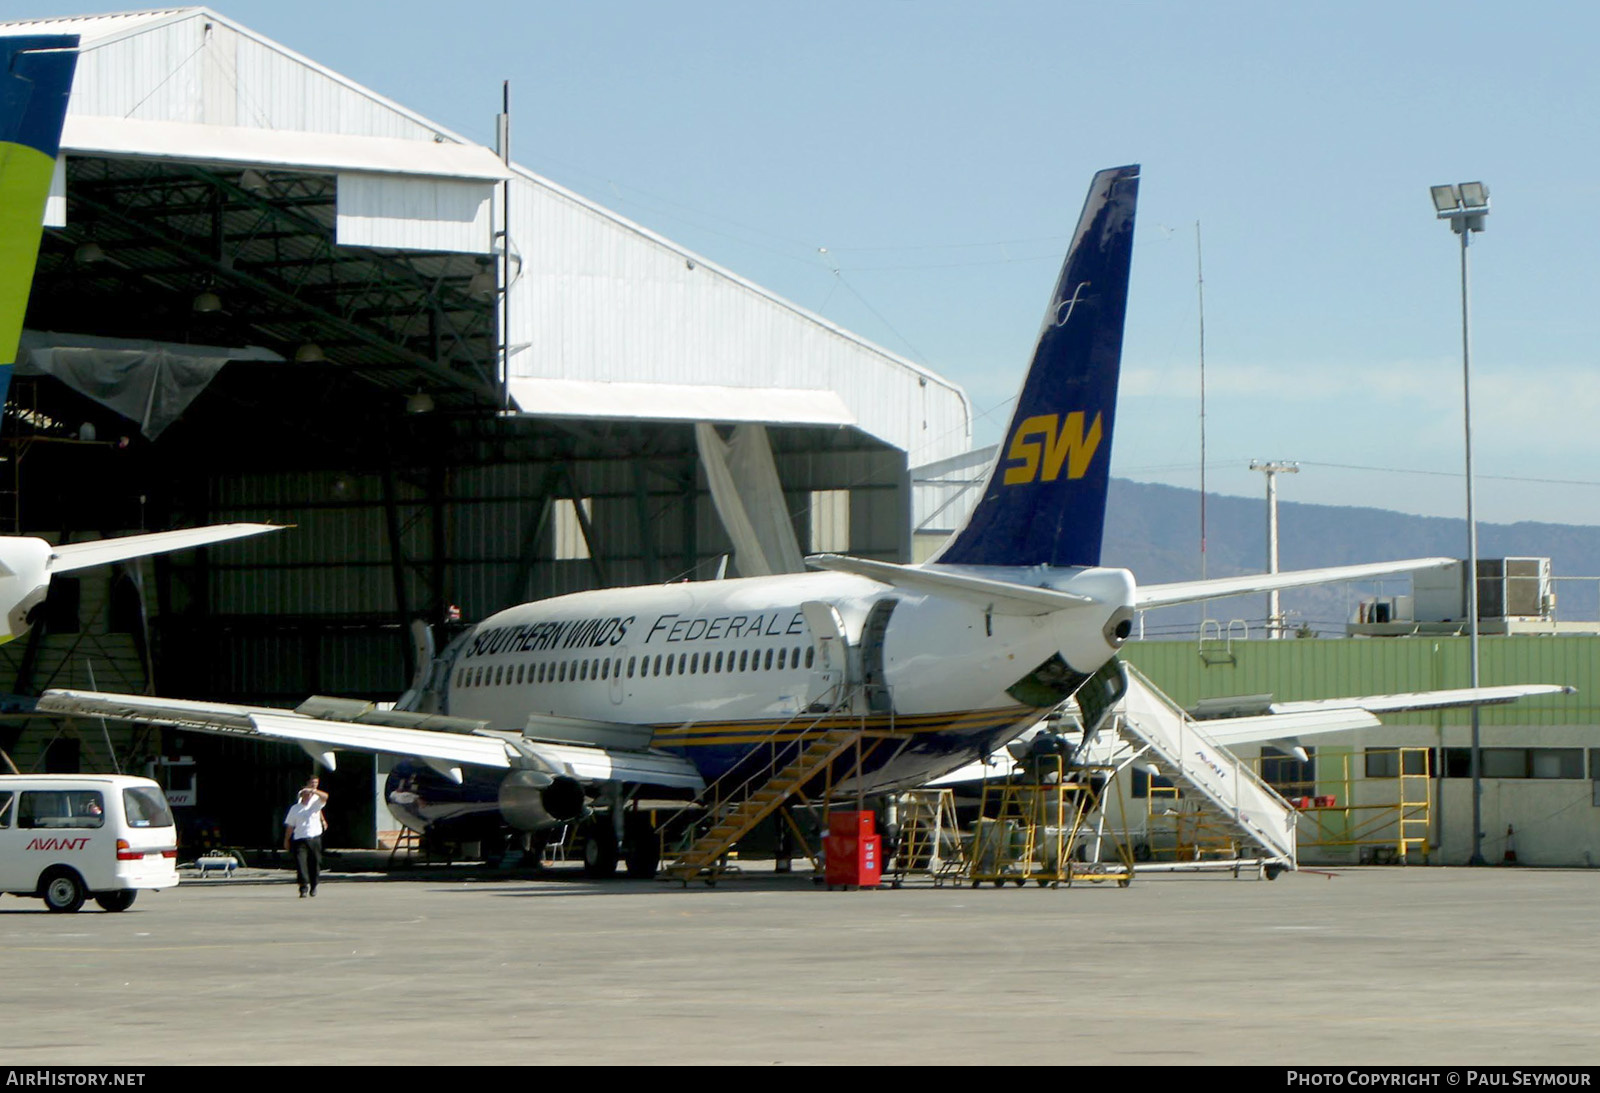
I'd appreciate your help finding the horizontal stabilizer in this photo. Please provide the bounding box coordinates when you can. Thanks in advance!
[1267,684,1575,717]
[49,523,285,574]
[1197,684,1573,747]
[1135,557,1455,610]
[807,554,1097,616]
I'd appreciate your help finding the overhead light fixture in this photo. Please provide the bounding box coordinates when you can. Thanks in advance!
[1430,184,1461,213]
[467,271,496,298]
[238,168,270,195]
[193,289,222,313]
[294,342,325,363]
[406,391,436,415]
[74,241,106,264]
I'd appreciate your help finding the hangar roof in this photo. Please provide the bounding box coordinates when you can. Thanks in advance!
[3,7,973,464]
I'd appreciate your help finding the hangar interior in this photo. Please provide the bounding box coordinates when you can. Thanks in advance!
[0,8,970,849]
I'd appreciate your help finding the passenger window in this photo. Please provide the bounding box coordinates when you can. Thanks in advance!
[714,651,724,672]
[19,791,105,829]
[805,647,815,669]
[664,655,674,677]
[601,659,610,681]
[689,654,698,675]
[764,649,774,671]
[778,648,787,670]
[627,657,636,678]
[739,649,749,671]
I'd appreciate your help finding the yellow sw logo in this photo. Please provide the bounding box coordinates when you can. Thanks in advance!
[1001,412,1103,485]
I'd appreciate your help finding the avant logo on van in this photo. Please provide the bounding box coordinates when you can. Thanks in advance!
[27,836,90,852]
[1001,412,1104,485]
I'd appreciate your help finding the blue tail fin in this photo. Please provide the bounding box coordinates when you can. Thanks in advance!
[0,35,79,413]
[931,164,1138,569]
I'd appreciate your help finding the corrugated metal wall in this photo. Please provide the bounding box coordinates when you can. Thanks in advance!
[33,11,445,141]
[507,172,972,469]
[1123,636,1599,729]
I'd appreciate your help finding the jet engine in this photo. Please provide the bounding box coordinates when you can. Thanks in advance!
[496,770,586,832]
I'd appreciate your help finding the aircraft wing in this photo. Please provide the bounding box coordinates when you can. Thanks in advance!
[36,688,703,791]
[807,554,1097,615]
[47,524,285,574]
[36,688,512,775]
[1135,557,1456,610]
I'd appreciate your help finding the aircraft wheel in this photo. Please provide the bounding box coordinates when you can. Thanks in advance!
[582,826,619,879]
[1264,863,1285,881]
[94,890,137,913]
[42,869,86,914]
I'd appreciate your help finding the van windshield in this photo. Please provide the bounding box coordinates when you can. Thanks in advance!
[122,786,174,829]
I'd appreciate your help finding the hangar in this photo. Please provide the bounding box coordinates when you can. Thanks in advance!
[0,8,972,847]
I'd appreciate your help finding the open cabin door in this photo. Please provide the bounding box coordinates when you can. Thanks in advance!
[801,601,848,711]
[859,598,898,714]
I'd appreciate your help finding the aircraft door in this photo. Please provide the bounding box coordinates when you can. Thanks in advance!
[859,598,898,714]
[609,649,629,706]
[800,601,848,711]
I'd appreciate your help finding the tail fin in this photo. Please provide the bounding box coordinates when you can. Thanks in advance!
[932,164,1138,569]
[0,35,79,410]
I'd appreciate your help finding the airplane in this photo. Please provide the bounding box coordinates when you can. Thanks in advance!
[34,164,1537,879]
[0,35,283,643]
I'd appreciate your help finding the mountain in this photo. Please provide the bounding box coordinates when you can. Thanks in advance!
[1103,479,1600,637]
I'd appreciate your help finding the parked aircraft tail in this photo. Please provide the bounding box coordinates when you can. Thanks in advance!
[0,35,78,411]
[931,164,1138,570]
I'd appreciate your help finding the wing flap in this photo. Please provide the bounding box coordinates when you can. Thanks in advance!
[511,738,704,791]
[1136,557,1456,610]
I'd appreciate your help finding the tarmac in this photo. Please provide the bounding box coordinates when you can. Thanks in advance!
[2,855,1598,1067]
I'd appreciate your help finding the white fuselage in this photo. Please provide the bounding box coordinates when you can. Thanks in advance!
[438,565,1135,789]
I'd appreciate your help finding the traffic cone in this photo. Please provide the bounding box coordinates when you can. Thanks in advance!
[1502,824,1517,865]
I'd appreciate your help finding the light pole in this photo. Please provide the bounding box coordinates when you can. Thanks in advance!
[1430,180,1489,865]
[1250,460,1298,638]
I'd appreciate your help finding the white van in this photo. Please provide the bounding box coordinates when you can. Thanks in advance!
[0,775,180,912]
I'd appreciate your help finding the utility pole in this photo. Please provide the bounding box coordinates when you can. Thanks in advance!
[1250,460,1298,638]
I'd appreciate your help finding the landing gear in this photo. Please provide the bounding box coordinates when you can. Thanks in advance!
[94,890,137,912]
[623,815,660,879]
[581,822,619,879]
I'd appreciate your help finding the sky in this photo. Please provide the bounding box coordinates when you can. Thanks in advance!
[14,1,1600,525]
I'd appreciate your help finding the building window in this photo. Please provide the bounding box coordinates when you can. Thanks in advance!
[554,498,593,561]
[1364,749,1428,779]
[809,490,850,553]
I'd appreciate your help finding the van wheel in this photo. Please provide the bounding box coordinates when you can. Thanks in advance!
[41,869,86,914]
[94,890,137,913]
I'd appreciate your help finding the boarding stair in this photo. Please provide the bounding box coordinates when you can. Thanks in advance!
[665,691,871,883]
[1097,663,1297,874]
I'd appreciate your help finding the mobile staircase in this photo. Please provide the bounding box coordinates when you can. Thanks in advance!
[1093,663,1298,877]
[664,686,883,884]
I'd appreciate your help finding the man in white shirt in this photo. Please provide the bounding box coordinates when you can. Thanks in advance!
[282,777,330,898]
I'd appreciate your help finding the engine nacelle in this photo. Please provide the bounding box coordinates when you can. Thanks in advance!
[497,770,586,832]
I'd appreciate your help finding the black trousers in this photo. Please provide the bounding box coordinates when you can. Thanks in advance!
[292,836,322,893]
